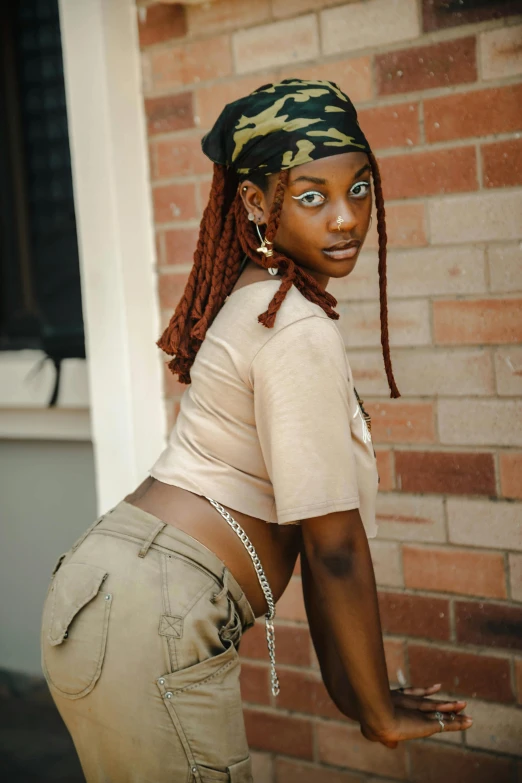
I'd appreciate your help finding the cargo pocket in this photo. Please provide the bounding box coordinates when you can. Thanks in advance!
[196,758,252,782]
[219,603,243,651]
[227,759,252,782]
[157,642,252,782]
[41,562,111,700]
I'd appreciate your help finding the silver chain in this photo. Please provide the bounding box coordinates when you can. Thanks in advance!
[206,497,280,697]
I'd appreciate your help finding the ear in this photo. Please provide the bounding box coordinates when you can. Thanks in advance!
[239,181,270,226]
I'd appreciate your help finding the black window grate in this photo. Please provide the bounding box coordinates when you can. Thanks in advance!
[0,0,85,370]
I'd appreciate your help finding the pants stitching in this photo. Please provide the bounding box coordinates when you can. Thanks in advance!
[160,553,178,673]
[157,681,202,783]
[90,530,223,590]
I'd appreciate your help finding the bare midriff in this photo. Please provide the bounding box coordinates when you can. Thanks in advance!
[127,268,302,616]
[125,477,301,618]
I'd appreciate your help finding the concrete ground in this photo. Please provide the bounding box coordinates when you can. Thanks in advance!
[0,668,84,782]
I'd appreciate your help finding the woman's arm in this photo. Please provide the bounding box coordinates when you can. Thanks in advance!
[301,508,394,735]
[300,532,468,725]
[300,533,363,721]
[300,509,472,745]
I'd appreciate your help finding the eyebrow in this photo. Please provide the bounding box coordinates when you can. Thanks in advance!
[290,163,371,187]
[354,163,371,179]
[291,174,328,185]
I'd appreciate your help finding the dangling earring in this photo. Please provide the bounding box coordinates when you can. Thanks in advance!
[255,223,272,257]
[255,224,278,276]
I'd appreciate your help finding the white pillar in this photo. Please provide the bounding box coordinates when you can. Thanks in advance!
[59,0,166,513]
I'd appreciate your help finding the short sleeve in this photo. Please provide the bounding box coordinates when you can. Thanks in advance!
[250,315,360,524]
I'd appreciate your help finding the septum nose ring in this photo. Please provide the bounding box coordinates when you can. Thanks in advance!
[336,216,344,231]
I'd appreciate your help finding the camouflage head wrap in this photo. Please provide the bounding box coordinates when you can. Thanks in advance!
[201,78,371,177]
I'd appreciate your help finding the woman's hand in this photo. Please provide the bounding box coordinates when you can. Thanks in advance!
[391,683,467,717]
[361,687,473,749]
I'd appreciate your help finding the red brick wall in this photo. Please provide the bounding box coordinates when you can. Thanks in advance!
[138,1,522,779]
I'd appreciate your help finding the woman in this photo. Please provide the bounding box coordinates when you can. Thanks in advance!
[41,80,472,782]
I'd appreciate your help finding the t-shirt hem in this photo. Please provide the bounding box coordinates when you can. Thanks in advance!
[148,469,276,523]
[277,497,361,525]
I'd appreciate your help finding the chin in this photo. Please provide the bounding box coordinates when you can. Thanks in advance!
[320,254,359,279]
[327,260,358,278]
[291,251,358,281]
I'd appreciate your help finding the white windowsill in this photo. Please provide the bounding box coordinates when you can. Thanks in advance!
[0,351,91,441]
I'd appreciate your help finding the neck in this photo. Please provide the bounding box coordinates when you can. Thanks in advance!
[306,270,330,290]
[244,258,330,291]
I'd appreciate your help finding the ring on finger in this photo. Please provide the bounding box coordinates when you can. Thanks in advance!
[433,711,445,732]
[449,712,456,722]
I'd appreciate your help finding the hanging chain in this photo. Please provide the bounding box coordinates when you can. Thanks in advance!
[206,497,280,697]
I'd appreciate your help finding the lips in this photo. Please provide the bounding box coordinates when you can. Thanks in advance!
[323,239,361,261]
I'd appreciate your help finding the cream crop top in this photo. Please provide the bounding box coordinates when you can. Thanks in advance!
[150,280,379,537]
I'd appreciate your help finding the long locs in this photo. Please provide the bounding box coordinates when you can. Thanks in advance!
[157,158,399,399]
[368,153,400,399]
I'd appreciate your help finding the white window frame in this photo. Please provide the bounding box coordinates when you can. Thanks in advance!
[55,0,166,513]
[0,351,91,440]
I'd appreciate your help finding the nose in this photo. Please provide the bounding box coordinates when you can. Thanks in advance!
[329,205,357,233]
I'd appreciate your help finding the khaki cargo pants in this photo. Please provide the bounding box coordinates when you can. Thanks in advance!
[40,501,256,782]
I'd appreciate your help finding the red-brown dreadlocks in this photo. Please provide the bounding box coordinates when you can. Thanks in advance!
[369,153,400,398]
[157,160,400,398]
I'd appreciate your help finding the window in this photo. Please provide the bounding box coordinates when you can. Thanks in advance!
[0,0,85,375]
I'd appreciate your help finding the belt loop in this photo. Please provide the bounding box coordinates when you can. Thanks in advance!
[138,521,167,558]
[212,567,229,603]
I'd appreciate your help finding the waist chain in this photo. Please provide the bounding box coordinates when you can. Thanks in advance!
[205,497,280,697]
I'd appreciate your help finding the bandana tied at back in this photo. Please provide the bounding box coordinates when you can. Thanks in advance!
[201,79,371,176]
